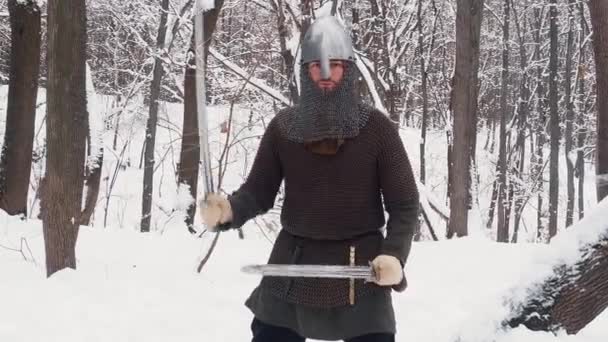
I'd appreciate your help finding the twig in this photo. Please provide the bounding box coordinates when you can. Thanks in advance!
[196,231,220,273]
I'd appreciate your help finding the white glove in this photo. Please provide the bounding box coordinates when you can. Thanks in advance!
[371,255,404,286]
[199,193,233,230]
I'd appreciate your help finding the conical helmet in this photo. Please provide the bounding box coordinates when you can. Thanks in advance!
[301,16,355,79]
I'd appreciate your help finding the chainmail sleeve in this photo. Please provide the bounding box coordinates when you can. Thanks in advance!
[376,115,419,265]
[220,117,283,230]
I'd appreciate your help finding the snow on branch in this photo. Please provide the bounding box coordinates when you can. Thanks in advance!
[417,180,450,221]
[355,57,388,114]
[209,48,291,107]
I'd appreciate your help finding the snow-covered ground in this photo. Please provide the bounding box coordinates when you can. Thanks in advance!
[1,209,607,342]
[0,85,606,341]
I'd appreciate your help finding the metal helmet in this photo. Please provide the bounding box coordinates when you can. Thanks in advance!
[301,16,355,79]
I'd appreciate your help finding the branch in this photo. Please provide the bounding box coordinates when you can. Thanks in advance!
[355,56,388,114]
[209,47,291,106]
[417,180,450,221]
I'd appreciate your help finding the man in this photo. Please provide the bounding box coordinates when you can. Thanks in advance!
[201,16,419,342]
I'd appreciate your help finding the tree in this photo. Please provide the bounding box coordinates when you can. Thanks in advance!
[141,0,170,233]
[0,0,41,217]
[447,0,484,238]
[576,2,588,218]
[589,0,608,202]
[41,0,88,277]
[496,0,510,243]
[564,0,576,228]
[548,0,559,239]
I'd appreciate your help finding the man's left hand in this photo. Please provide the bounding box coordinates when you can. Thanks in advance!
[371,255,403,286]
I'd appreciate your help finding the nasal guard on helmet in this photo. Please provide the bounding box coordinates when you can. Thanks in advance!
[301,16,355,79]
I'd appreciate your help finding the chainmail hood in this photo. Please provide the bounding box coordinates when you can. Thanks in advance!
[278,61,371,143]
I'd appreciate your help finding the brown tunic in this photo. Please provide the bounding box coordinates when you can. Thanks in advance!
[220,106,419,338]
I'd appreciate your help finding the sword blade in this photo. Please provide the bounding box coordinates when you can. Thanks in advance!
[241,264,376,281]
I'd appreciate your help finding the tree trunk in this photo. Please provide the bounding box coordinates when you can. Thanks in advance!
[0,0,41,217]
[79,153,103,226]
[533,8,547,241]
[548,0,560,239]
[178,37,200,234]
[564,1,576,227]
[42,0,88,277]
[141,0,170,233]
[507,199,608,334]
[497,0,510,243]
[511,0,531,243]
[589,0,608,202]
[177,0,224,233]
[418,0,428,184]
[576,3,587,218]
[79,63,104,227]
[447,0,484,238]
[274,0,298,103]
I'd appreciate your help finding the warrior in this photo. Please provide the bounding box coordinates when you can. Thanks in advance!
[200,15,419,342]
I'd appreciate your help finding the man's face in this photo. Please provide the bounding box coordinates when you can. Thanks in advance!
[307,60,345,91]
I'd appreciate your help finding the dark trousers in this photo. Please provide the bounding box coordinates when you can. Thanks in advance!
[251,318,395,342]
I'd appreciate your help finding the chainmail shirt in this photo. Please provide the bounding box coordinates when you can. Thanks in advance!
[222,105,419,310]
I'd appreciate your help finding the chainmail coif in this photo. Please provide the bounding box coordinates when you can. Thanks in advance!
[278,61,370,143]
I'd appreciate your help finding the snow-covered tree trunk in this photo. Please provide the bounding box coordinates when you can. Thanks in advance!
[589,0,608,202]
[447,0,484,238]
[0,0,41,217]
[507,199,608,334]
[42,0,88,277]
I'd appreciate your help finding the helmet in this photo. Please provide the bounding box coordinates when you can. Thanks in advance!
[301,16,355,79]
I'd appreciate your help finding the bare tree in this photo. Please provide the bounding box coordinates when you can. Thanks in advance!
[447,0,484,238]
[0,0,41,217]
[576,2,588,217]
[496,0,510,243]
[548,0,560,239]
[41,0,88,277]
[141,0,170,233]
[564,0,576,228]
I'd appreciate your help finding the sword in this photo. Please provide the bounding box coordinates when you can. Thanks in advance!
[195,0,220,273]
[195,0,214,197]
[241,264,377,282]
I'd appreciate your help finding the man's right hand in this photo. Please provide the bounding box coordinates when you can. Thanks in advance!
[199,193,233,230]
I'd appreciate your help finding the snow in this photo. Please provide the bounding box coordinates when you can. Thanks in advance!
[1,207,607,342]
[356,57,389,114]
[86,62,104,169]
[0,86,606,341]
[597,173,608,187]
[197,0,215,12]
